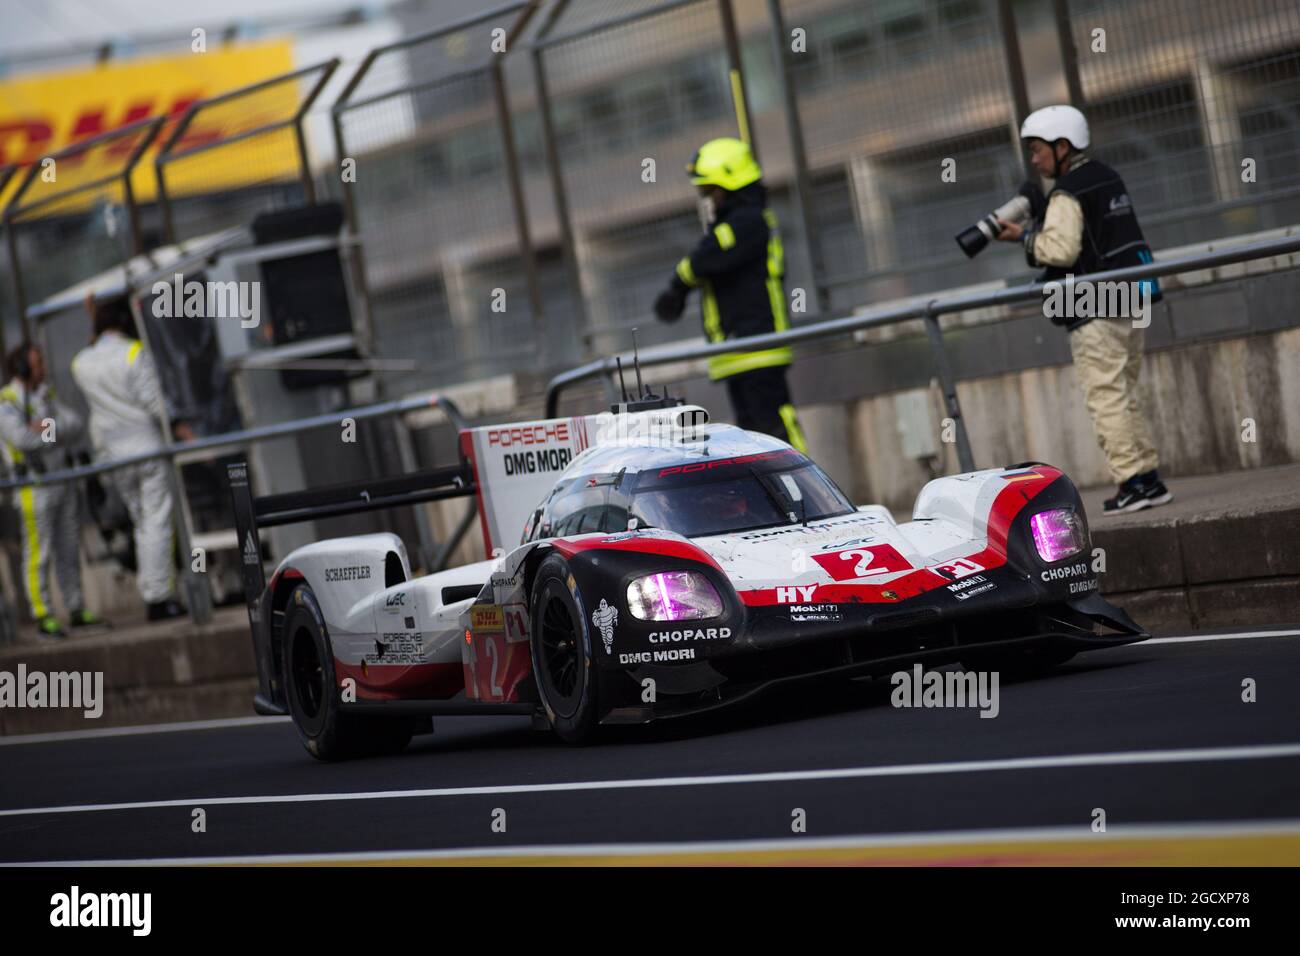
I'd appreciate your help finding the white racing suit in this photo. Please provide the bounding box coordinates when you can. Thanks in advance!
[0,379,86,619]
[71,333,176,605]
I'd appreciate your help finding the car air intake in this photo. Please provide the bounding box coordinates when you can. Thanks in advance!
[866,607,942,631]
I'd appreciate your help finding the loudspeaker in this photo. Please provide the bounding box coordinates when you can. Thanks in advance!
[251,203,358,390]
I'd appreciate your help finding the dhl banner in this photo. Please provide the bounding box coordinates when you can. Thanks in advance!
[0,40,298,210]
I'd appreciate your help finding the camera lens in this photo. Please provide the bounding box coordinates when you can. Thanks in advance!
[955,223,990,258]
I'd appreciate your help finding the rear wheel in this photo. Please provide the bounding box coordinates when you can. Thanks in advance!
[529,555,602,744]
[282,584,415,760]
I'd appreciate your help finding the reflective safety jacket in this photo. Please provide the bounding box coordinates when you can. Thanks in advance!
[674,184,792,380]
[0,379,82,476]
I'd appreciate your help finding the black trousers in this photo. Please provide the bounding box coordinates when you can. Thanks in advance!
[723,365,805,450]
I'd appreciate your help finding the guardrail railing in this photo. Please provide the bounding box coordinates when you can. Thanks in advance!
[544,230,1300,472]
[0,392,473,629]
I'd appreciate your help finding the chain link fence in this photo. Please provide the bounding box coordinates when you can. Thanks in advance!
[1064,0,1300,248]
[155,60,338,247]
[332,3,545,398]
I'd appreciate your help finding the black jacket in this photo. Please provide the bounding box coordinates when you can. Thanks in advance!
[1026,159,1161,331]
[667,183,791,379]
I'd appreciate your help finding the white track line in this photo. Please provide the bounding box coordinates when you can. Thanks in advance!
[0,629,1292,748]
[1145,629,1300,644]
[0,715,289,747]
[10,818,1300,867]
[3,741,1299,819]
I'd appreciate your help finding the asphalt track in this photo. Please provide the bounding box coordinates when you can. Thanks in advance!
[2,629,1298,865]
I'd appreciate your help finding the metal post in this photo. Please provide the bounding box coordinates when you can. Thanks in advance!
[533,47,590,348]
[491,60,545,329]
[391,415,438,570]
[127,294,214,624]
[996,0,1033,180]
[294,122,317,206]
[922,302,975,473]
[718,0,757,157]
[766,0,827,316]
[330,110,378,366]
[1053,0,1086,109]
[5,225,29,342]
[155,167,177,248]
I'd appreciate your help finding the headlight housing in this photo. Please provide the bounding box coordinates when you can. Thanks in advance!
[626,571,723,621]
[1030,507,1086,563]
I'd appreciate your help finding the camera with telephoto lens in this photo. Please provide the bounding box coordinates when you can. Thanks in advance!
[954,194,1033,258]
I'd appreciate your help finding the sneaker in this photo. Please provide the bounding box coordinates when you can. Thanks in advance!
[1102,472,1173,515]
[68,609,111,629]
[35,616,65,640]
[147,599,186,621]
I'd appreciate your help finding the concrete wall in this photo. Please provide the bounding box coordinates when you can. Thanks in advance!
[793,325,1300,514]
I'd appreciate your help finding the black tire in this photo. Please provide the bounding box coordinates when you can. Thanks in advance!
[281,584,415,760]
[529,555,602,744]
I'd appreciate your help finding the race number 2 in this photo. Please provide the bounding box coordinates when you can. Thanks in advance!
[811,544,911,581]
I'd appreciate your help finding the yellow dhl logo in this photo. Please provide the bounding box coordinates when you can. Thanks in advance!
[470,606,504,632]
[0,40,297,208]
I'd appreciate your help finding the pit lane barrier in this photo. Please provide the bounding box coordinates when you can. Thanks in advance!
[544,230,1300,473]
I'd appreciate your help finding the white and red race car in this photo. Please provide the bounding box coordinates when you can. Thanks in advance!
[229,395,1145,759]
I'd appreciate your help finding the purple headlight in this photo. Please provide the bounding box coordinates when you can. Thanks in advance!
[1030,508,1086,564]
[626,571,723,621]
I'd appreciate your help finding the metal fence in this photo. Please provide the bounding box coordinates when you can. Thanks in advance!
[155,59,339,246]
[1062,0,1300,247]
[332,2,544,398]
[12,0,1298,391]
[533,0,772,355]
[545,230,1300,468]
[2,117,163,339]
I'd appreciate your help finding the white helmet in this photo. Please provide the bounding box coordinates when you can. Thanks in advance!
[1020,105,1090,150]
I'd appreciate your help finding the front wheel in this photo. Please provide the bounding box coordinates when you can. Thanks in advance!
[529,555,602,744]
[281,583,415,760]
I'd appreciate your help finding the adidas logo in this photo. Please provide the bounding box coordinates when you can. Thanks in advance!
[242,531,259,566]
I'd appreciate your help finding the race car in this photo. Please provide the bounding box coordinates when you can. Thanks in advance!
[228,393,1146,759]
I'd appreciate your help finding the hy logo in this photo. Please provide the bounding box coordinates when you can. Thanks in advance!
[776,585,817,603]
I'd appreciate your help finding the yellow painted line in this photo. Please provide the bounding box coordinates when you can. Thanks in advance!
[328,835,1300,867]
[270,833,1300,868]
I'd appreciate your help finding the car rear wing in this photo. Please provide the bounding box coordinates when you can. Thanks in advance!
[226,459,478,628]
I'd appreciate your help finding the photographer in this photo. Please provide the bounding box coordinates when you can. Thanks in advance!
[996,105,1172,515]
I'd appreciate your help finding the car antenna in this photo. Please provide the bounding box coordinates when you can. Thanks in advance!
[631,326,646,399]
[615,356,630,403]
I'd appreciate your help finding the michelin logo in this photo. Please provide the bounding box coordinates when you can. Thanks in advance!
[591,598,619,654]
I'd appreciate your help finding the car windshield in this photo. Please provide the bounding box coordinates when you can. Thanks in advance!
[629,454,854,538]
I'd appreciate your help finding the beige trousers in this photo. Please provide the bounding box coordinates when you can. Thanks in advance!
[1069,319,1159,484]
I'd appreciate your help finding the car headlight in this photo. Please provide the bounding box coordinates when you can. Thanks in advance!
[626,571,723,621]
[1030,507,1086,563]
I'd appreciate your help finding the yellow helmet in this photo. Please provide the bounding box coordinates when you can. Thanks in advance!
[687,137,762,191]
